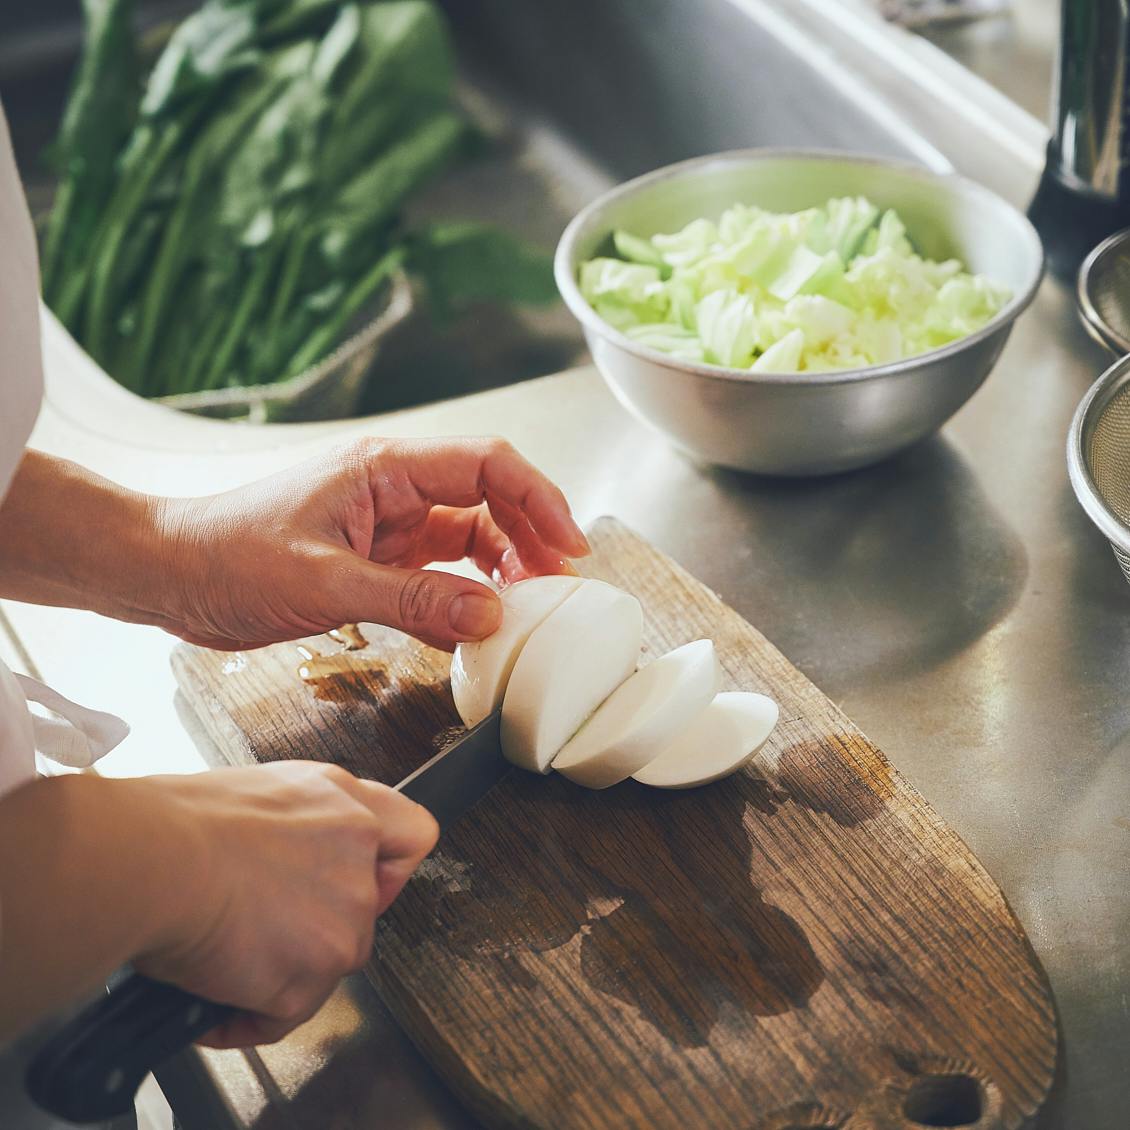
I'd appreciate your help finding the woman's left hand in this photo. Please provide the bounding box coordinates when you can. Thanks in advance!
[156,436,589,651]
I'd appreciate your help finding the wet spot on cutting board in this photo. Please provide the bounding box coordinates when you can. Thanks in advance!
[393,774,824,1048]
[771,737,893,827]
[326,623,370,651]
[746,777,791,816]
[432,723,468,752]
[575,783,823,1046]
[296,645,392,702]
[416,855,474,894]
[578,881,823,1047]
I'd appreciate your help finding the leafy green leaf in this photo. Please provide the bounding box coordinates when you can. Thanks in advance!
[405,222,556,319]
[41,0,140,309]
[141,2,260,118]
[44,0,557,401]
[317,108,465,272]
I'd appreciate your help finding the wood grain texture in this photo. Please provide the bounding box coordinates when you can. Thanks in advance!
[172,518,1058,1130]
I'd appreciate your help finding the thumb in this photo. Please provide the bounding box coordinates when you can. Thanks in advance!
[334,555,501,646]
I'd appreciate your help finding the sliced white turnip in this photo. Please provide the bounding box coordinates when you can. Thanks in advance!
[632,691,779,789]
[500,579,643,773]
[450,575,582,727]
[552,639,721,789]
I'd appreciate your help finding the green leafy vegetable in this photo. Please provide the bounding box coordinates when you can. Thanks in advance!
[43,0,556,402]
[579,198,1010,373]
[40,0,140,310]
[405,223,558,320]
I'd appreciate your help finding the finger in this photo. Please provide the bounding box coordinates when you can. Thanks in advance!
[415,634,457,653]
[348,779,440,867]
[197,972,333,1049]
[363,786,438,854]
[198,1012,297,1049]
[369,438,589,558]
[407,505,580,591]
[494,544,581,586]
[478,492,578,578]
[375,854,425,917]
[348,782,438,917]
[327,549,502,645]
[397,505,512,575]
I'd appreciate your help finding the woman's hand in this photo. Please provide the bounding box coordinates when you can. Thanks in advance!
[0,439,586,652]
[0,763,438,1048]
[159,436,589,651]
[134,762,438,1047]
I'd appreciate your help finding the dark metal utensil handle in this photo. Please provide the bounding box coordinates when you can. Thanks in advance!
[25,973,232,1124]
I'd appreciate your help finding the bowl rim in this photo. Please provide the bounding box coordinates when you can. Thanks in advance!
[1067,351,1130,556]
[1076,226,1130,358]
[554,147,1046,387]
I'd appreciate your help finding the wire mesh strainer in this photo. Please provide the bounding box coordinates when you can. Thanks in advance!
[1068,354,1130,585]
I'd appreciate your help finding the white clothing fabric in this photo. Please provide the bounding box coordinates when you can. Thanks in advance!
[0,102,128,797]
[0,98,140,1130]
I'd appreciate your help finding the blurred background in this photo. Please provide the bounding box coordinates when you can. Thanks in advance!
[0,0,1056,425]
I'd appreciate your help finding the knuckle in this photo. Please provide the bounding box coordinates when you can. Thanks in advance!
[353,870,382,914]
[336,435,385,472]
[345,810,382,852]
[252,1021,294,1047]
[419,809,441,851]
[484,436,516,461]
[319,762,355,789]
[353,927,375,969]
[272,984,315,1023]
[326,930,366,976]
[397,570,443,629]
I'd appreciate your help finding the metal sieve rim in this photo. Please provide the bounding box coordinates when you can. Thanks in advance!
[1067,352,1130,555]
[1077,227,1130,357]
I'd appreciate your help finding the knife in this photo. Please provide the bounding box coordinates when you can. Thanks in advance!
[25,709,508,1125]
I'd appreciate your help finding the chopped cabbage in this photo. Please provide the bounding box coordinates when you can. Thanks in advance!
[577,258,668,330]
[578,197,1010,373]
[625,323,706,362]
[695,288,758,367]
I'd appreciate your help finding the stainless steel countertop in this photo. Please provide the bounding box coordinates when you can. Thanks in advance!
[10,289,1123,1127]
[6,0,1127,1126]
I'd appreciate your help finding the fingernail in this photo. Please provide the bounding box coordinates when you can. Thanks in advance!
[449,592,500,637]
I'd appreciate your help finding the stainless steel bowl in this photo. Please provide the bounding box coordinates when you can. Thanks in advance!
[555,150,1044,475]
[1067,352,1130,587]
[1077,227,1130,358]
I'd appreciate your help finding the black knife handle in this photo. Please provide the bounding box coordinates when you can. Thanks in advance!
[25,973,232,1124]
[25,714,507,1123]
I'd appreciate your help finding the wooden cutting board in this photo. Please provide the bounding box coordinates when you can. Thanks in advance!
[173,517,1058,1130]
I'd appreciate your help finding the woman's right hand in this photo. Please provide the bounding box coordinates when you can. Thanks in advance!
[128,761,438,1048]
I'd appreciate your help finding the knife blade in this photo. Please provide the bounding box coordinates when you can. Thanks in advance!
[25,710,508,1125]
[396,708,507,835]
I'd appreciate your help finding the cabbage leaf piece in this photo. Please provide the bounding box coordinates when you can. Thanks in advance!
[579,196,1010,373]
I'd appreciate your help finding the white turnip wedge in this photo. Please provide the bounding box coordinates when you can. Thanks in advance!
[500,579,643,773]
[552,640,721,789]
[450,575,582,727]
[632,691,779,789]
